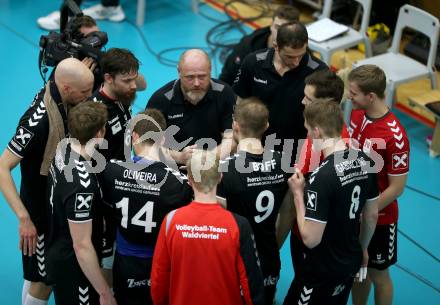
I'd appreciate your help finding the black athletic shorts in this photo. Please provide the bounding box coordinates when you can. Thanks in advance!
[113,251,152,305]
[290,232,306,273]
[368,223,398,270]
[262,272,279,305]
[51,260,99,305]
[102,214,116,258]
[283,275,354,305]
[259,254,281,305]
[22,232,47,282]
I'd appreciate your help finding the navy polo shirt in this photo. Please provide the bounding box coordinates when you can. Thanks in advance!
[146,79,236,149]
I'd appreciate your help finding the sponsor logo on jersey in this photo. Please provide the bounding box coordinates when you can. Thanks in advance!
[250,159,277,172]
[168,113,184,120]
[110,118,122,135]
[263,275,279,287]
[332,284,345,296]
[14,126,34,148]
[127,278,148,288]
[75,193,93,213]
[372,253,385,264]
[392,152,408,170]
[306,190,318,211]
[363,138,372,154]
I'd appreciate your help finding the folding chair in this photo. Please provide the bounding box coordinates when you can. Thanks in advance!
[353,4,440,108]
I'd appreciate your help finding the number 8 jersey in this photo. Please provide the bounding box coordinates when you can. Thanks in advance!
[299,148,379,284]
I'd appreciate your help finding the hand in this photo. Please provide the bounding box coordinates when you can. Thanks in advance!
[179,145,197,164]
[288,169,305,195]
[19,216,37,256]
[100,292,117,305]
[82,57,97,72]
[355,249,369,283]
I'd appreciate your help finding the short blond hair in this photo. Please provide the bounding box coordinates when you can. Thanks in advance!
[234,97,269,138]
[304,100,343,138]
[187,150,220,193]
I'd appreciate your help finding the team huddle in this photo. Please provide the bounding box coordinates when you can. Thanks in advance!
[0,8,409,305]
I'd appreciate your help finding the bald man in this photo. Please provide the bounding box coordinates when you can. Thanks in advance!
[146,49,236,164]
[0,58,93,305]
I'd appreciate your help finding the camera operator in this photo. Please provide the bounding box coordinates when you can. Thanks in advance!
[0,58,94,305]
[45,15,146,92]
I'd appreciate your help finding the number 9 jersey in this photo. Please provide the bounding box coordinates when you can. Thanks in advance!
[217,150,290,298]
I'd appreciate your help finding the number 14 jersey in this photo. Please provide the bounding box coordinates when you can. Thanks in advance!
[99,158,193,252]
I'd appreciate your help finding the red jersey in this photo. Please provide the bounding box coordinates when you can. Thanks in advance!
[349,110,410,225]
[297,123,350,174]
[151,202,265,305]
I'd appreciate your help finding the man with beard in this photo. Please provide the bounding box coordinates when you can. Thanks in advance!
[92,47,140,162]
[146,49,236,164]
[91,47,140,287]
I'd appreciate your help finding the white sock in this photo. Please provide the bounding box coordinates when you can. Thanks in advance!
[22,280,31,305]
[24,294,48,305]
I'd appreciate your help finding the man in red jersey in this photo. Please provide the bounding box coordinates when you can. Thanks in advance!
[348,65,409,305]
[151,150,265,305]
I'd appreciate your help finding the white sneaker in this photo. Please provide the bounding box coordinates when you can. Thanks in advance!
[37,11,61,31]
[82,4,125,22]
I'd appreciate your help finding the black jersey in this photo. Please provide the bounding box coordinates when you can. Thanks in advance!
[219,27,271,85]
[299,148,379,284]
[99,157,193,252]
[92,89,131,162]
[232,49,327,162]
[217,150,289,273]
[46,144,104,283]
[7,82,68,230]
[146,79,236,148]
